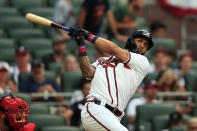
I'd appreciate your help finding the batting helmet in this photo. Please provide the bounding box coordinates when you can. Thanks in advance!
[0,94,30,128]
[125,29,154,53]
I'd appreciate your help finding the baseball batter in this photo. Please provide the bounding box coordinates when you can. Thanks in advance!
[68,27,153,131]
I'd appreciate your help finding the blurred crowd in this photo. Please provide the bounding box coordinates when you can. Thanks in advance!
[0,0,197,130]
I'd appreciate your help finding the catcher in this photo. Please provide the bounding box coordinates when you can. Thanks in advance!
[0,94,35,131]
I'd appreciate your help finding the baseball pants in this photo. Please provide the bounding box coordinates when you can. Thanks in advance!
[81,102,128,131]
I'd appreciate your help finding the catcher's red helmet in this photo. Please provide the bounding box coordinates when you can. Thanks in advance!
[0,95,30,128]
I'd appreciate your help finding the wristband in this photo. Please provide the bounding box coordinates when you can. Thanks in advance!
[87,33,99,43]
[78,45,87,57]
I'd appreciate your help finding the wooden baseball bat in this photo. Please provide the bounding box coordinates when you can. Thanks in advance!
[25,13,70,31]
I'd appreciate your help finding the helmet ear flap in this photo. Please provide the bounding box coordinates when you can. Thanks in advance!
[125,37,138,53]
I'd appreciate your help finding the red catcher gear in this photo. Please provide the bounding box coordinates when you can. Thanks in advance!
[18,123,35,131]
[0,96,30,129]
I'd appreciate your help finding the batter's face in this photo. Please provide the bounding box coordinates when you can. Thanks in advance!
[134,38,148,54]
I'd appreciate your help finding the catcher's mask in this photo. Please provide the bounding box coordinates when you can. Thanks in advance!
[0,94,30,128]
[125,29,154,53]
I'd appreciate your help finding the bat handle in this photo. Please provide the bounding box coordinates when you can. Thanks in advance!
[62,26,70,31]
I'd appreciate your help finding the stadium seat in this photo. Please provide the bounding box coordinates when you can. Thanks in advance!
[136,104,175,131]
[49,62,62,76]
[19,71,56,86]
[20,38,52,53]
[175,49,189,60]
[11,0,44,8]
[8,28,45,40]
[152,115,168,131]
[34,49,53,59]
[30,104,49,115]
[66,40,78,54]
[14,93,32,104]
[184,72,197,91]
[61,72,82,92]
[135,17,147,28]
[150,38,176,54]
[0,38,15,49]
[192,93,197,116]
[0,0,6,7]
[42,126,82,131]
[0,29,5,38]
[44,71,56,79]
[143,72,159,84]
[137,121,152,131]
[170,126,186,131]
[0,16,33,29]
[192,61,197,71]
[0,7,20,16]
[48,0,58,7]
[22,8,54,17]
[112,39,125,49]
[0,93,32,104]
[0,49,15,63]
[28,115,65,131]
[152,115,189,131]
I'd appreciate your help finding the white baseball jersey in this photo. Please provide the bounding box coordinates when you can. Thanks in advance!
[87,51,150,112]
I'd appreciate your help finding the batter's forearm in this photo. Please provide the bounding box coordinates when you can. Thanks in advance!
[85,34,128,62]
[94,37,120,56]
[79,56,95,79]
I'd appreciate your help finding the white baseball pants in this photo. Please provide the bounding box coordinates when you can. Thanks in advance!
[81,102,128,131]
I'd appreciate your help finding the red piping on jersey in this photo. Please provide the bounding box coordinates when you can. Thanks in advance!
[124,51,131,64]
[113,67,119,107]
[105,68,113,104]
[91,65,96,69]
[86,103,110,131]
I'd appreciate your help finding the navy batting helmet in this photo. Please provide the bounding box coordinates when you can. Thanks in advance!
[125,29,154,52]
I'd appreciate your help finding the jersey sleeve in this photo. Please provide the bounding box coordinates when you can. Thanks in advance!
[124,51,150,75]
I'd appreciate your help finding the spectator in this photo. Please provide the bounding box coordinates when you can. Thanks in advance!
[0,62,17,94]
[61,54,80,72]
[168,111,185,128]
[107,0,144,38]
[9,46,31,86]
[56,78,91,126]
[56,54,80,85]
[42,39,67,70]
[174,52,194,88]
[78,0,128,41]
[19,59,63,102]
[162,111,185,131]
[187,117,197,131]
[53,0,76,40]
[150,21,167,38]
[157,69,185,93]
[165,49,176,68]
[149,47,168,73]
[127,84,158,131]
